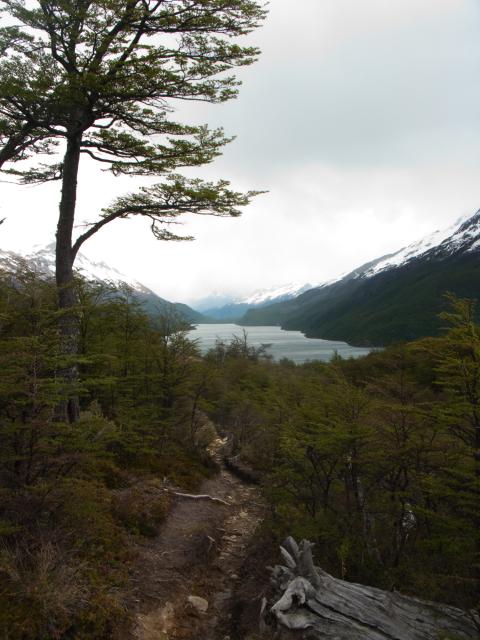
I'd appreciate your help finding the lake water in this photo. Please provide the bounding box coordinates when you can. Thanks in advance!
[187,324,374,364]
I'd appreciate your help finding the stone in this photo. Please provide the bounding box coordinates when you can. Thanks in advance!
[187,595,209,615]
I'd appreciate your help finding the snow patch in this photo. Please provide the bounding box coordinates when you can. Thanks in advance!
[0,244,155,295]
[241,282,316,305]
[361,211,479,279]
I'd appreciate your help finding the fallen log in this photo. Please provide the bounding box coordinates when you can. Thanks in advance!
[163,489,229,506]
[262,537,479,639]
[224,455,261,484]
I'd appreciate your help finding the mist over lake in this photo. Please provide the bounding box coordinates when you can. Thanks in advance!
[187,324,374,364]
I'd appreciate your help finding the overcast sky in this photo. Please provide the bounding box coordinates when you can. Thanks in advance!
[2,0,480,305]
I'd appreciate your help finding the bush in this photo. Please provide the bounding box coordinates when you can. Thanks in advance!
[112,481,172,537]
[0,539,89,639]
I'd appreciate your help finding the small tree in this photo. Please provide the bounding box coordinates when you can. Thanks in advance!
[436,295,480,455]
[434,294,480,585]
[0,0,266,419]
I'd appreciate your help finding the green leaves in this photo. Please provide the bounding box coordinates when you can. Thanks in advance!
[201,326,480,605]
[3,162,62,183]
[0,0,267,252]
[80,124,229,175]
[434,295,480,448]
[0,0,267,143]
[104,173,259,217]
[70,174,264,250]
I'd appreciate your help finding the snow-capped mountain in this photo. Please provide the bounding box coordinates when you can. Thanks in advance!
[0,244,206,323]
[299,210,479,296]
[16,243,153,294]
[195,282,315,321]
[199,211,480,323]
[242,282,314,305]
[241,209,480,346]
[193,292,241,313]
[305,212,478,292]
[360,212,479,279]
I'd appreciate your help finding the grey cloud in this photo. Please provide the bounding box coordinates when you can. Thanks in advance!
[185,0,480,174]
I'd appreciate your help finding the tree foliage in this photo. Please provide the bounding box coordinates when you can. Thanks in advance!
[201,298,480,609]
[0,0,266,422]
[0,0,266,249]
[0,267,216,637]
[0,266,477,636]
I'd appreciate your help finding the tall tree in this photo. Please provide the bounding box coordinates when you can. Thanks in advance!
[0,0,266,420]
[434,295,480,582]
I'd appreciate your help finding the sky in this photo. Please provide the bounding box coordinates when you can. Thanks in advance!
[1,0,480,305]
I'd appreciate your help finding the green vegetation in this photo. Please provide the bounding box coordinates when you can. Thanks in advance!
[0,268,216,638]
[206,295,480,609]
[0,265,478,637]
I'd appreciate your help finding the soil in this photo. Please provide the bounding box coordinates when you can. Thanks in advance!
[124,439,266,640]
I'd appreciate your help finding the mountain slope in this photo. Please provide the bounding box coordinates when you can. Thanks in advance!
[0,244,206,324]
[241,211,480,346]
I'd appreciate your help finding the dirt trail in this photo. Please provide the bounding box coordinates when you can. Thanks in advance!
[126,439,265,640]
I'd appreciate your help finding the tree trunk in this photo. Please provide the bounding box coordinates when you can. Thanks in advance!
[55,132,82,423]
[262,537,479,639]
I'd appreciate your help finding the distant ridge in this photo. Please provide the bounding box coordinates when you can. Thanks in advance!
[197,282,314,321]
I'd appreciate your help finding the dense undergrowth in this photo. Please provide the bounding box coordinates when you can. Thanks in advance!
[0,267,478,637]
[0,268,216,638]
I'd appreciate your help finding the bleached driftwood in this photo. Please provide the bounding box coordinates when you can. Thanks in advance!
[263,537,479,640]
[164,489,229,506]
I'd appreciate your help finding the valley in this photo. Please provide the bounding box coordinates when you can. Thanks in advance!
[1,1,479,638]
[6,209,479,354]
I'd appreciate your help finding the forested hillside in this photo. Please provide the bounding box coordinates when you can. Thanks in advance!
[0,266,478,637]
[241,212,480,346]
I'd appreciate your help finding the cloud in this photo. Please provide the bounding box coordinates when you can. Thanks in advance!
[200,0,480,173]
[1,0,479,305]
[73,162,478,304]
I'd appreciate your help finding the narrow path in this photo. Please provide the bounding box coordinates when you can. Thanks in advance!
[126,439,265,640]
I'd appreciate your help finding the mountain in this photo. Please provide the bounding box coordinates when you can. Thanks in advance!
[198,282,314,321]
[241,210,480,346]
[0,244,207,324]
[192,292,241,313]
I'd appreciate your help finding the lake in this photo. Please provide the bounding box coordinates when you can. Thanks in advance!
[187,324,374,364]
